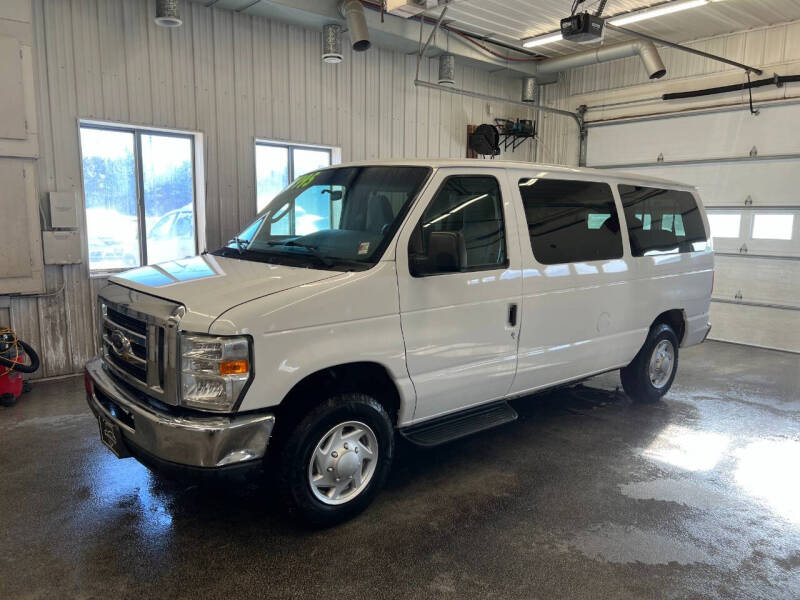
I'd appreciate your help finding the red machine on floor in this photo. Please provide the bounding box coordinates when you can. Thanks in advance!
[0,329,39,406]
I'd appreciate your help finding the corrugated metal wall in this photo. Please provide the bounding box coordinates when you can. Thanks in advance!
[538,19,800,166]
[15,0,537,380]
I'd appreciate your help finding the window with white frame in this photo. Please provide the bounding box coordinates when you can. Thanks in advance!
[707,213,742,239]
[255,141,333,213]
[752,214,794,240]
[79,123,198,271]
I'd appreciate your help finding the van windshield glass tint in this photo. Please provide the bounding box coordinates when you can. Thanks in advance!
[618,185,708,256]
[519,178,622,265]
[213,166,430,270]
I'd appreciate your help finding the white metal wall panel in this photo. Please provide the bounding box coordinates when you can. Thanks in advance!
[13,0,535,379]
[710,302,800,353]
[586,103,800,167]
[713,255,800,309]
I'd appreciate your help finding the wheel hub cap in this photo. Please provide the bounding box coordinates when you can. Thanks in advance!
[307,420,379,506]
[648,339,675,389]
[335,452,360,478]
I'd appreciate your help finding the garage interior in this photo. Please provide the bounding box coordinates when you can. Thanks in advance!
[1,0,799,597]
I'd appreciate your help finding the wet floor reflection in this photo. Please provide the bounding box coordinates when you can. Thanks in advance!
[642,424,730,472]
[734,438,800,524]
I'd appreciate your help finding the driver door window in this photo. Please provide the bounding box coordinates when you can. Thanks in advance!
[410,176,507,276]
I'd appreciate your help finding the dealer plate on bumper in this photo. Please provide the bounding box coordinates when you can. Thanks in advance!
[98,414,131,458]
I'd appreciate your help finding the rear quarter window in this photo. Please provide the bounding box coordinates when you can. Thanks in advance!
[618,185,708,256]
[519,178,623,265]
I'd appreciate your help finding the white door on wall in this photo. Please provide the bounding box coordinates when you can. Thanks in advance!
[585,102,800,353]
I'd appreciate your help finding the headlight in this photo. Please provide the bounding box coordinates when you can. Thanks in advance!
[180,333,253,412]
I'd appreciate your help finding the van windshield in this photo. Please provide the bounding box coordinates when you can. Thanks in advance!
[213,166,431,270]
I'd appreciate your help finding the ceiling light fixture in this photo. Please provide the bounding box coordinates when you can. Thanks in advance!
[522,32,564,48]
[608,0,715,27]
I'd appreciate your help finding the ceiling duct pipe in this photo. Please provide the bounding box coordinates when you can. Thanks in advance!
[339,0,371,52]
[522,77,537,102]
[322,24,343,63]
[536,40,666,80]
[154,0,182,27]
[438,54,455,85]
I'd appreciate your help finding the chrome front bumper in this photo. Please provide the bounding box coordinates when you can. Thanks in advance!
[85,357,275,469]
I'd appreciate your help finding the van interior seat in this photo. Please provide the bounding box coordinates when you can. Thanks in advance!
[366,195,394,233]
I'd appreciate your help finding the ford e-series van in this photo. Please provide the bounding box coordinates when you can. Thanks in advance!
[85,160,713,525]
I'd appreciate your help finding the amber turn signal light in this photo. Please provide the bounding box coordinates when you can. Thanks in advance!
[219,360,249,375]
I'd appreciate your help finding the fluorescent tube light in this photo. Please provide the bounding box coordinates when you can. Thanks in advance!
[522,32,564,48]
[521,0,722,49]
[609,0,711,27]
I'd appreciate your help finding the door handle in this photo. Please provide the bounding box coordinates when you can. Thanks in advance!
[508,303,518,327]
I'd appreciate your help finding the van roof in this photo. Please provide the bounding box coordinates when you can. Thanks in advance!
[330,159,696,191]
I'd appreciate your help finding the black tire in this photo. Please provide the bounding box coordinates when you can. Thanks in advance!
[276,393,394,527]
[620,323,679,403]
[0,393,19,407]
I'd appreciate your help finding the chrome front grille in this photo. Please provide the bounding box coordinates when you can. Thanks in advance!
[102,310,150,383]
[98,284,183,406]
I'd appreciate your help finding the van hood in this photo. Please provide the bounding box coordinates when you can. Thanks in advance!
[110,254,340,318]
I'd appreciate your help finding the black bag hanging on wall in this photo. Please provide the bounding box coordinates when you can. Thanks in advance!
[468,124,500,157]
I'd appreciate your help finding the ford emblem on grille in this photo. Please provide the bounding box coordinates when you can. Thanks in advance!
[109,329,133,359]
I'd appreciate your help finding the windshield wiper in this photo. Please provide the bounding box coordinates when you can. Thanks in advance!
[228,236,249,254]
[266,239,340,268]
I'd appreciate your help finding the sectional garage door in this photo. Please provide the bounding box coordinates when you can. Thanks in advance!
[586,101,800,353]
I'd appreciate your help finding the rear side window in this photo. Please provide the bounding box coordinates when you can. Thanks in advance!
[618,185,708,256]
[518,178,622,265]
[411,176,507,275]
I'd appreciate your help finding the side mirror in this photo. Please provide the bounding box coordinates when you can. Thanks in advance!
[408,227,428,276]
[410,230,465,276]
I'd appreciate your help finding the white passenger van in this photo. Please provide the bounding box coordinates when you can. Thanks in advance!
[85,160,713,525]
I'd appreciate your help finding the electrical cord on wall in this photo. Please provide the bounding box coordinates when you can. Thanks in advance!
[746,71,759,116]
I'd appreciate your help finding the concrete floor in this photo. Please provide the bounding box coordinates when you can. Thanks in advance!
[1,341,799,599]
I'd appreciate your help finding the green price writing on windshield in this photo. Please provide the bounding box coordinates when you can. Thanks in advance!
[289,171,320,190]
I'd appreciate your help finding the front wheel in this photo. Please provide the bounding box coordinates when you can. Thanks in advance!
[620,323,679,403]
[277,393,394,527]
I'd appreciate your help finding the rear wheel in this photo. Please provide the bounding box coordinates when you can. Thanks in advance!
[277,393,394,527]
[620,323,679,403]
